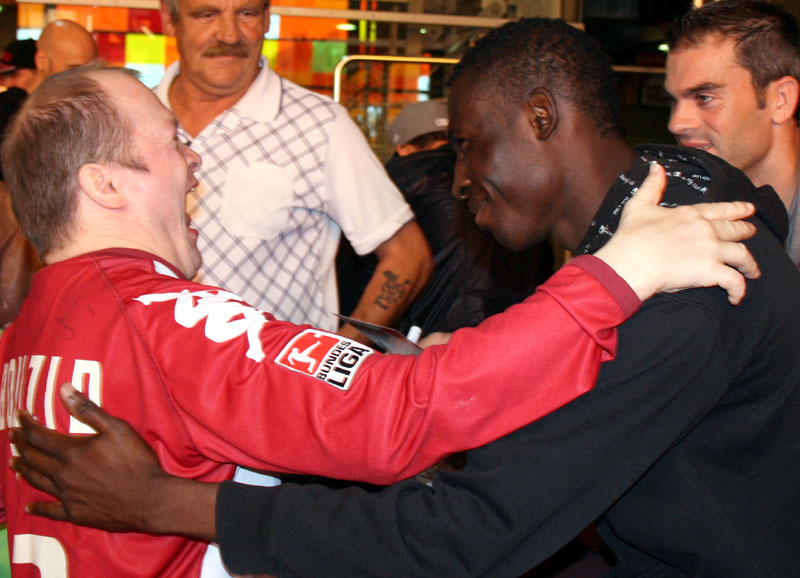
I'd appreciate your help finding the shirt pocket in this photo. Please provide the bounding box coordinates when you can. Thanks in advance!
[221,162,295,240]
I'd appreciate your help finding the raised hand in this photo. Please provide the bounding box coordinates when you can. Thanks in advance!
[594,162,760,304]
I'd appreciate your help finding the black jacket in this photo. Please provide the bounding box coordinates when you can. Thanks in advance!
[218,145,800,578]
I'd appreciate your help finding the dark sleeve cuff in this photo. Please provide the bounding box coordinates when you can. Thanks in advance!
[217,480,282,575]
[569,254,641,318]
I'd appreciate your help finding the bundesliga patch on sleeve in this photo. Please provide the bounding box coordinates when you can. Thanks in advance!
[275,329,374,390]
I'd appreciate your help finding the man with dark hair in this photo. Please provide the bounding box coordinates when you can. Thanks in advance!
[666,0,800,266]
[11,18,798,578]
[0,62,760,577]
[341,100,552,336]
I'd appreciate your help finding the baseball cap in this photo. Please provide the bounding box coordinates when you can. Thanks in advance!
[389,100,449,146]
[0,39,37,76]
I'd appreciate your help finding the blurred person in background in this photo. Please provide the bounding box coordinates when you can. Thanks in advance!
[0,21,97,330]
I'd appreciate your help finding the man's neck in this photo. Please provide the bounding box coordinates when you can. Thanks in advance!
[553,137,638,252]
[28,73,44,95]
[168,74,253,139]
[746,125,800,211]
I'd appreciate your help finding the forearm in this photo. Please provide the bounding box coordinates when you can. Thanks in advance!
[339,220,433,343]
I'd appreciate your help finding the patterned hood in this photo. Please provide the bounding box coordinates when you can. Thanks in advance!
[577,144,789,256]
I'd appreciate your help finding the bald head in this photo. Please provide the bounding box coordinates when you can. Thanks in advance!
[36,20,98,80]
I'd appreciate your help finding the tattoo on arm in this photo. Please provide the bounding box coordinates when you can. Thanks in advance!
[374,270,411,310]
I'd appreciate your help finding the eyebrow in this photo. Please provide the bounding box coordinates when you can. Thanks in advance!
[683,82,724,96]
[188,5,218,15]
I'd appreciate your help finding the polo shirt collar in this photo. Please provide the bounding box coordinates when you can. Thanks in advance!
[153,56,281,128]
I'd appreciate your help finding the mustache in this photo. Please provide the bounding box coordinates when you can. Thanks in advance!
[203,42,249,58]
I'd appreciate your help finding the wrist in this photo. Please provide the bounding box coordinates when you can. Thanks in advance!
[593,243,657,302]
[149,473,219,541]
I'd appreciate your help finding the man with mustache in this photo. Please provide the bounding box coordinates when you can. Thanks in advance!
[155,0,433,345]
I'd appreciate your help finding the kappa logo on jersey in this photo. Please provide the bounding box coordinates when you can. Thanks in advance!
[134,289,269,362]
[275,330,374,390]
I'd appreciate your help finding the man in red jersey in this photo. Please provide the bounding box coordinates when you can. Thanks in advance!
[1,63,758,577]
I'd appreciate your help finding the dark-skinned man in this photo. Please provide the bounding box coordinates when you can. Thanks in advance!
[11,18,799,578]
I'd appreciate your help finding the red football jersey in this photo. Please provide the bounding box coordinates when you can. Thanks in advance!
[0,249,634,577]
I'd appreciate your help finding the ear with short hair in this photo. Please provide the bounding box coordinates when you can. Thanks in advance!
[528,88,558,140]
[159,2,176,36]
[770,76,800,125]
[78,164,127,209]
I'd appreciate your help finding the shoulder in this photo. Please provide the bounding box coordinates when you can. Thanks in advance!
[279,76,341,120]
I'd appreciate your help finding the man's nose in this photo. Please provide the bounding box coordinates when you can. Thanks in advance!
[452,164,471,200]
[668,100,695,136]
[453,183,470,201]
[184,145,202,171]
[215,13,240,44]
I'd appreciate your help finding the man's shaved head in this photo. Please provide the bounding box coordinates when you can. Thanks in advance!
[36,19,98,78]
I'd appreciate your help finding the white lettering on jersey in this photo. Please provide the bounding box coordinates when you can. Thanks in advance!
[69,360,102,434]
[1,356,102,433]
[13,534,68,578]
[135,290,268,362]
[1,357,22,430]
[44,356,62,430]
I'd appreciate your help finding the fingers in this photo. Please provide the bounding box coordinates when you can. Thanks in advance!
[707,216,758,246]
[692,200,756,222]
[12,410,66,456]
[629,162,667,206]
[9,454,60,498]
[9,425,62,497]
[25,501,70,522]
[58,383,117,435]
[10,425,71,522]
[706,262,747,305]
[715,238,761,280]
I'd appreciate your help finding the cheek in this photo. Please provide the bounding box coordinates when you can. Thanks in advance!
[698,106,729,135]
[242,24,266,45]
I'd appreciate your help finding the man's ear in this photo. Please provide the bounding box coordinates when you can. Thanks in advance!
[34,49,48,75]
[78,164,127,209]
[527,87,558,140]
[160,1,176,36]
[769,75,799,125]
